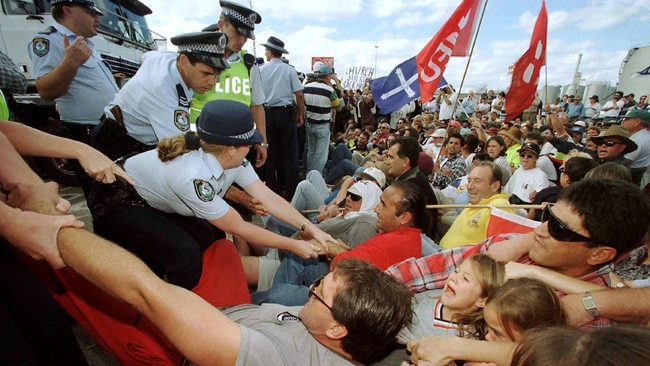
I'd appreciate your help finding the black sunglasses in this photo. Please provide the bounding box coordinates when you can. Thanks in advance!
[598,140,622,148]
[519,152,536,159]
[309,276,332,312]
[541,205,593,243]
[347,192,362,202]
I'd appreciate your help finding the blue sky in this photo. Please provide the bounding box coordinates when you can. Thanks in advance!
[143,0,650,93]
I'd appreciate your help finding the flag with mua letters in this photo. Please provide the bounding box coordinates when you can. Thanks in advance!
[370,0,482,114]
[505,1,547,122]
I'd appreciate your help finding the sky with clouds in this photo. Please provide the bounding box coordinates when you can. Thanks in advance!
[141,0,650,93]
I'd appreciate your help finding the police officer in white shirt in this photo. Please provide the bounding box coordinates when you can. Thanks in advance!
[90,100,336,290]
[91,31,229,161]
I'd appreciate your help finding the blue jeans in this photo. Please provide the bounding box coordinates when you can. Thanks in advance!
[306,122,330,174]
[251,252,329,306]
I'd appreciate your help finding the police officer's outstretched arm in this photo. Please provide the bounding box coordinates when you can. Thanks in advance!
[0,121,132,184]
[242,179,338,250]
[36,35,92,101]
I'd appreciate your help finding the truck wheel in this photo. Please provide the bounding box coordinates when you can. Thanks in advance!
[36,157,80,187]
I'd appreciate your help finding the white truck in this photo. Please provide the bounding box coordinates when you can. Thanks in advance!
[0,0,165,185]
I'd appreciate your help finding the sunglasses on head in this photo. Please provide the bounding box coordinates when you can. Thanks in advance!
[309,275,332,312]
[347,192,362,202]
[598,140,622,148]
[541,205,593,243]
[519,152,536,159]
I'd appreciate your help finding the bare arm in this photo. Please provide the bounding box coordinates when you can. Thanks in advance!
[408,335,514,366]
[485,232,535,262]
[35,35,92,101]
[505,262,607,293]
[295,90,305,127]
[251,104,267,168]
[560,287,650,327]
[57,220,242,365]
[243,180,338,249]
[0,121,132,184]
[209,206,320,259]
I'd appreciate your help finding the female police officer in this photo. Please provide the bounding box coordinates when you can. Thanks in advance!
[91,100,335,289]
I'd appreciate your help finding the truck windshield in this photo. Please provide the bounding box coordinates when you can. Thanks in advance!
[2,0,159,49]
[96,0,154,48]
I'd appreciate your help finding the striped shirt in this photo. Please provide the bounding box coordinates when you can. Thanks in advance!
[304,81,340,123]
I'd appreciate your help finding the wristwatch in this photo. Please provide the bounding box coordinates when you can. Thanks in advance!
[582,291,600,319]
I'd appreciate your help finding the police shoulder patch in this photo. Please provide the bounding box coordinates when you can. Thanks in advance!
[32,37,50,57]
[193,179,215,202]
[174,110,190,131]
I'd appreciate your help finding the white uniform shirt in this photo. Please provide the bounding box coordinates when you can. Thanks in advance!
[125,149,258,220]
[105,51,192,145]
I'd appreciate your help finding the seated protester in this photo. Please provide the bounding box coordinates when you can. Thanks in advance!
[398,254,505,343]
[246,180,383,292]
[524,131,558,184]
[498,126,523,172]
[485,135,512,185]
[590,124,638,167]
[350,131,372,165]
[267,167,385,235]
[386,136,438,237]
[422,128,447,161]
[439,161,512,250]
[504,142,549,204]
[405,278,567,365]
[90,100,336,290]
[432,133,468,190]
[252,181,427,306]
[528,154,597,220]
[387,179,650,329]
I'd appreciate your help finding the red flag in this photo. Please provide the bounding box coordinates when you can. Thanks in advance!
[416,0,482,103]
[505,1,548,122]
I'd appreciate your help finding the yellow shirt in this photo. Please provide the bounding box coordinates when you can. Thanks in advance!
[439,193,512,250]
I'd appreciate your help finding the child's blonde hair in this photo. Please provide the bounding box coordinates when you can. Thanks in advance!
[485,278,566,341]
[453,254,505,339]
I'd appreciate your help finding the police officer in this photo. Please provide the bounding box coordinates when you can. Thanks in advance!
[29,0,118,142]
[191,0,268,168]
[259,36,304,199]
[91,100,335,290]
[91,31,229,161]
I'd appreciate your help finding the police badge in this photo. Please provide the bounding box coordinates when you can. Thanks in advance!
[174,110,190,131]
[193,179,215,202]
[32,37,50,57]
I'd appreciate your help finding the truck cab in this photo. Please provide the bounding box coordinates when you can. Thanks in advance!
[0,0,165,185]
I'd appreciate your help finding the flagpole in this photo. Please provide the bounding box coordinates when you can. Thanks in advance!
[450,0,489,120]
[434,0,489,173]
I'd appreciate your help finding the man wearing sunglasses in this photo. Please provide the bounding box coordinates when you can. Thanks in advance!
[503,142,549,204]
[590,124,638,167]
[388,178,650,329]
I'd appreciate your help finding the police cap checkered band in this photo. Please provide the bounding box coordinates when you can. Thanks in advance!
[177,41,225,55]
[222,7,258,28]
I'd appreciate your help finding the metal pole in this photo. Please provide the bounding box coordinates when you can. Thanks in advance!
[374,45,379,77]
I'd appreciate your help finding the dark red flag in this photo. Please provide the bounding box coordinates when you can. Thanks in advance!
[505,1,547,122]
[416,0,483,103]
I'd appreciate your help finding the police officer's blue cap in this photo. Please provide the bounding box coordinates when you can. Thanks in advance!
[171,32,230,70]
[197,100,264,146]
[49,0,103,16]
[215,0,261,40]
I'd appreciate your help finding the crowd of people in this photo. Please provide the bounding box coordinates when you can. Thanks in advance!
[1,0,650,365]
